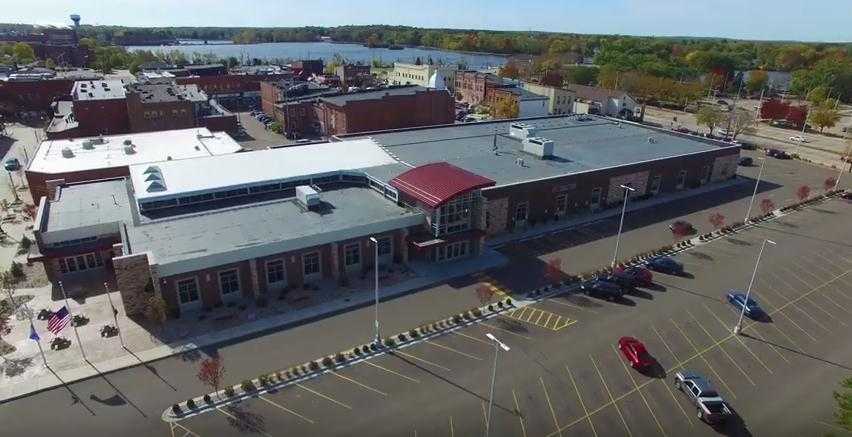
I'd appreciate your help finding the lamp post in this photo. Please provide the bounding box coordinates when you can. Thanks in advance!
[733,239,775,335]
[368,237,380,345]
[611,184,636,268]
[743,158,766,222]
[485,333,510,437]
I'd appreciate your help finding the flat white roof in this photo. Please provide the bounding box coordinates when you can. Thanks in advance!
[130,139,397,201]
[28,128,243,175]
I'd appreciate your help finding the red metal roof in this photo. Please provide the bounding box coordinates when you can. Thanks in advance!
[390,162,495,208]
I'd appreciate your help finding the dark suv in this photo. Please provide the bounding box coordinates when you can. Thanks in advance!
[581,279,625,301]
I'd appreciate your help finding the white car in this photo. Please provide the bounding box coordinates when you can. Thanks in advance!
[789,135,808,143]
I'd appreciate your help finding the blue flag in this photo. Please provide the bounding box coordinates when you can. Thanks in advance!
[29,323,40,341]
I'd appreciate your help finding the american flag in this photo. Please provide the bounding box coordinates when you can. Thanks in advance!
[47,306,71,335]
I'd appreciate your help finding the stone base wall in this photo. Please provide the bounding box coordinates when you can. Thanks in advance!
[113,251,154,317]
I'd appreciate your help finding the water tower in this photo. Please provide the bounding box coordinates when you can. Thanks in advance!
[70,14,81,42]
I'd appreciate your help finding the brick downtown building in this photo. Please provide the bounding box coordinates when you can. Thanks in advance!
[31,114,739,317]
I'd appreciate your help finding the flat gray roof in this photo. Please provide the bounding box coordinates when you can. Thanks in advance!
[320,85,431,107]
[44,179,131,233]
[128,187,425,277]
[356,115,736,187]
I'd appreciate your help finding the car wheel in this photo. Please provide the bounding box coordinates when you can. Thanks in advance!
[674,380,681,390]
[697,409,703,420]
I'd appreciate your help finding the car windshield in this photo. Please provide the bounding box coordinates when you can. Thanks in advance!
[701,389,719,398]
[704,401,726,413]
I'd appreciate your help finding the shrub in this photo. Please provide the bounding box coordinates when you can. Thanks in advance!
[497,301,505,309]
[321,356,334,367]
[335,352,346,363]
[9,262,24,280]
[453,314,463,324]
[186,398,197,409]
[258,374,271,386]
[370,343,379,351]
[409,329,419,338]
[397,333,407,342]
[203,394,212,404]
[487,304,494,312]
[472,308,482,317]
[17,236,32,255]
[241,380,256,392]
[505,298,513,306]
[280,370,289,380]
[224,386,235,397]
[353,346,361,355]
[309,361,320,371]
[172,404,182,415]
[384,338,395,347]
[462,312,471,320]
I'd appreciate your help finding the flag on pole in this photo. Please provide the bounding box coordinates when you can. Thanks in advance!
[29,323,40,341]
[47,306,71,334]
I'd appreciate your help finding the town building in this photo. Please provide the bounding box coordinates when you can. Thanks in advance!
[291,60,324,79]
[25,128,243,202]
[32,114,739,317]
[125,83,237,133]
[0,68,102,117]
[522,82,576,115]
[335,64,374,89]
[566,84,639,118]
[46,80,129,139]
[484,86,549,118]
[454,70,504,106]
[388,62,456,90]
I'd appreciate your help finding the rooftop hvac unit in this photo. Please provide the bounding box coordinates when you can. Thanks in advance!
[523,137,555,159]
[123,142,136,154]
[296,185,320,209]
[509,122,537,139]
[61,147,74,158]
[81,139,96,150]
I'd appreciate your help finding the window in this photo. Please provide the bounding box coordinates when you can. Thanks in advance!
[303,252,320,276]
[650,175,662,194]
[219,270,240,296]
[344,243,361,267]
[377,237,392,256]
[85,254,96,269]
[555,194,568,214]
[177,278,200,304]
[590,187,602,208]
[76,255,87,271]
[435,241,470,261]
[676,170,687,189]
[433,192,475,236]
[266,260,285,284]
[59,258,68,273]
[514,202,529,222]
[67,256,77,272]
[703,165,712,183]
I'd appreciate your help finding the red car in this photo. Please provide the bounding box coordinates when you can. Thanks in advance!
[618,337,654,369]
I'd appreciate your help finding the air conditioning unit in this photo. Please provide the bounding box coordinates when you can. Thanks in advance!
[81,139,96,150]
[523,137,554,159]
[509,122,537,139]
[296,185,320,209]
[61,147,74,158]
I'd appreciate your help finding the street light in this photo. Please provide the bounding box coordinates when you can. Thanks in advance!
[368,237,380,345]
[743,157,766,222]
[733,239,776,335]
[611,184,636,268]
[484,333,510,437]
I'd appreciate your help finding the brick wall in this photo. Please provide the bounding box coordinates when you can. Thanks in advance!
[26,167,130,205]
[74,98,130,136]
[321,89,453,136]
[126,93,195,133]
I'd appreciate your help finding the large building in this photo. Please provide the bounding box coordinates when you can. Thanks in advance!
[484,86,549,118]
[46,80,129,138]
[567,84,639,118]
[32,115,739,317]
[25,128,243,202]
[454,71,504,106]
[0,69,102,117]
[388,63,456,90]
[522,82,576,115]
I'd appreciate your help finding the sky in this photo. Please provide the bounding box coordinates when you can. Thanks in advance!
[4,0,851,43]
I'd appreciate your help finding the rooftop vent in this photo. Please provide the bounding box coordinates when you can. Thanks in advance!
[123,141,136,155]
[509,122,537,139]
[647,137,657,144]
[81,139,96,150]
[61,147,74,158]
[296,185,320,209]
[143,166,166,192]
[522,137,555,159]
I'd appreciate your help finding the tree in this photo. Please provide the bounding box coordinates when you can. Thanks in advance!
[493,98,519,119]
[809,101,841,133]
[708,212,726,230]
[44,58,56,69]
[197,357,226,399]
[498,62,520,80]
[564,66,598,86]
[824,177,838,191]
[806,86,830,105]
[833,377,852,431]
[143,294,168,329]
[729,108,755,140]
[796,185,811,201]
[475,284,496,305]
[759,198,775,215]
[12,42,35,63]
[696,106,725,135]
[745,70,768,94]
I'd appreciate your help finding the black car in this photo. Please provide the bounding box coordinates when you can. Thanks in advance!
[581,279,625,301]
[646,256,684,275]
[765,148,791,159]
[738,157,753,166]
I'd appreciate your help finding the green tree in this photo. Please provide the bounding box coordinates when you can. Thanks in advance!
[498,62,520,80]
[729,109,755,140]
[834,377,852,431]
[745,70,768,94]
[493,98,519,119]
[696,106,726,135]
[806,86,830,105]
[12,42,35,63]
[565,66,598,85]
[809,101,841,133]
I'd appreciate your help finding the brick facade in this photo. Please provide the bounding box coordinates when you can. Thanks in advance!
[320,89,454,136]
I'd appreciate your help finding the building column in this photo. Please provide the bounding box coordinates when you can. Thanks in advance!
[399,229,409,264]
[329,242,340,280]
[248,259,260,298]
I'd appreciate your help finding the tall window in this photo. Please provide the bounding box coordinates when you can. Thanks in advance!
[303,252,321,276]
[266,260,285,285]
[703,165,712,183]
[676,170,687,189]
[590,187,602,208]
[377,237,392,256]
[650,175,662,194]
[555,194,568,215]
[514,202,529,222]
[344,243,361,267]
[433,192,475,236]
[219,270,240,296]
[177,278,200,304]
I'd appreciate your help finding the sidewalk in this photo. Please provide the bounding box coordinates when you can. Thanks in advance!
[487,177,747,248]
[0,250,507,403]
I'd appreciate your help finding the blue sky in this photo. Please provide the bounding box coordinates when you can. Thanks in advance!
[5,0,851,42]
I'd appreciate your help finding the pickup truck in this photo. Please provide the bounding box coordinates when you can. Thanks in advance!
[674,371,732,424]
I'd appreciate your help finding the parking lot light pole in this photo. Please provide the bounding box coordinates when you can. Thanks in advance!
[611,184,636,268]
[743,158,766,222]
[734,239,775,335]
[485,333,510,437]
[369,237,380,345]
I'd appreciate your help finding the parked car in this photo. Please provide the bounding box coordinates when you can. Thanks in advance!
[726,291,766,320]
[673,126,691,134]
[617,337,655,370]
[765,148,791,159]
[738,157,753,166]
[669,220,696,236]
[789,135,808,143]
[770,119,796,129]
[842,191,852,200]
[674,371,732,424]
[646,256,684,275]
[612,266,654,288]
[581,279,625,301]
[738,141,757,150]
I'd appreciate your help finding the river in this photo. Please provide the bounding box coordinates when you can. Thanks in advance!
[125,41,506,69]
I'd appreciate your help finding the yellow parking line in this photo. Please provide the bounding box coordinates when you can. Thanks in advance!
[565,366,597,437]
[525,308,538,323]
[768,318,805,351]
[790,303,833,333]
[589,355,633,437]
[670,319,737,399]
[362,360,420,383]
[449,416,454,437]
[821,293,852,316]
[550,315,562,329]
[216,407,274,437]
[535,310,547,325]
[611,345,668,437]
[543,312,554,328]
[808,251,849,274]
[481,401,489,431]
[170,422,200,437]
[747,323,791,363]
[479,321,534,340]
[539,376,564,437]
[701,304,774,373]
[798,256,842,278]
[259,395,315,424]
[553,319,577,331]
[659,376,694,427]
[393,350,453,372]
[331,371,388,397]
[512,389,528,437]
[426,340,483,361]
[652,325,682,369]
[296,383,353,410]
[777,311,819,342]
[803,295,848,326]
[546,299,599,314]
[686,310,756,386]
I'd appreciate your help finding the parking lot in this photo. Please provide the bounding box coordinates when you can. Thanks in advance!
[170,194,852,436]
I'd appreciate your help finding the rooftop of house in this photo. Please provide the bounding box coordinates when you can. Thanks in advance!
[127,186,424,276]
[127,83,207,103]
[42,178,132,234]
[27,128,243,175]
[350,115,737,187]
[319,85,434,107]
[565,84,631,102]
[72,80,126,101]
[496,86,549,101]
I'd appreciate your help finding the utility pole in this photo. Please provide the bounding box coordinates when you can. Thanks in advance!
[733,239,775,334]
[611,184,636,268]
[368,237,380,345]
[484,333,510,437]
[744,158,766,222]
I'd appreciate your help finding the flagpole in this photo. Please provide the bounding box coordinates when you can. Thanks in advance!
[22,301,48,368]
[58,281,87,362]
[103,282,126,349]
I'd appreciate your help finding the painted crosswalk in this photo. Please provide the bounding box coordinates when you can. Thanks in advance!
[502,306,576,331]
